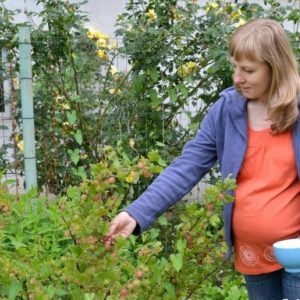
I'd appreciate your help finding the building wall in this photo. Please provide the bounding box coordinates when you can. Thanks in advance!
[4,0,127,37]
[4,0,293,35]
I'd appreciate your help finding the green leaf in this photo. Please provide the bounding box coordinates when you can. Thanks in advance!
[150,228,160,240]
[45,285,56,297]
[73,245,83,256]
[66,110,77,125]
[133,75,145,94]
[158,215,168,226]
[72,166,87,180]
[288,9,300,23]
[10,238,27,249]
[148,150,160,162]
[158,158,167,167]
[164,282,176,298]
[168,88,178,102]
[176,239,186,256]
[149,89,162,106]
[178,84,189,97]
[68,149,80,165]
[149,67,159,81]
[170,253,183,272]
[84,293,96,300]
[4,179,16,185]
[8,280,22,300]
[155,142,165,148]
[128,235,136,246]
[67,186,81,201]
[71,95,81,103]
[74,129,83,145]
[209,214,220,227]
[226,285,243,300]
[151,165,163,173]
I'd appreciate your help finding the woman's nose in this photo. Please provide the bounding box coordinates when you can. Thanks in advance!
[233,70,245,84]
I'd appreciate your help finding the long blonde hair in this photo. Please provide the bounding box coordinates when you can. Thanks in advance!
[229,18,300,134]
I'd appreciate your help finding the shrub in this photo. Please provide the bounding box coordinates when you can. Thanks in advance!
[0,152,246,299]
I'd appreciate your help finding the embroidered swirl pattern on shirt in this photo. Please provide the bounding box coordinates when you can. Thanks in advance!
[239,246,259,266]
[264,246,276,262]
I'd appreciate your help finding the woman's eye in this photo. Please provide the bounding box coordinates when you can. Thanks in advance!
[244,69,254,73]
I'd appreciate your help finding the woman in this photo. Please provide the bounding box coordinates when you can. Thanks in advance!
[103,19,300,299]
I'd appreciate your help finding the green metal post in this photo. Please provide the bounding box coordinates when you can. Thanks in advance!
[18,27,37,190]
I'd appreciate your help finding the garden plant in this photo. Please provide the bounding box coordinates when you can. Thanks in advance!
[0,148,245,299]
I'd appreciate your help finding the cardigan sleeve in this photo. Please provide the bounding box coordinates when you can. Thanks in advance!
[124,101,220,232]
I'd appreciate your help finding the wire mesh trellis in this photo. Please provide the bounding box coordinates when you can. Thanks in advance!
[0,47,24,194]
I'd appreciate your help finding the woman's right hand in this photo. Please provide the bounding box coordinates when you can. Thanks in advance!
[102,211,137,249]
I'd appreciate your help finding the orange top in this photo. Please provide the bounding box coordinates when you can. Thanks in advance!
[232,127,300,275]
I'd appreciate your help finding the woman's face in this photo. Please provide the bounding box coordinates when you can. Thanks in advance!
[231,57,272,102]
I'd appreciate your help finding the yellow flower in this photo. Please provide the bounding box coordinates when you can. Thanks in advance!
[126,171,137,183]
[109,66,117,76]
[80,153,88,160]
[178,65,189,78]
[187,61,197,71]
[145,9,157,21]
[206,2,219,12]
[129,138,135,148]
[87,28,95,39]
[230,9,243,20]
[171,7,180,20]
[234,18,246,28]
[109,88,121,95]
[61,103,70,110]
[99,33,109,39]
[17,140,24,152]
[178,61,197,78]
[86,27,109,40]
[93,30,102,39]
[12,78,19,89]
[97,50,108,60]
[55,95,64,102]
[96,38,107,48]
[108,42,118,50]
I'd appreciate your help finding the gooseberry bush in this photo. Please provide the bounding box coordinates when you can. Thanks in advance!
[0,148,246,299]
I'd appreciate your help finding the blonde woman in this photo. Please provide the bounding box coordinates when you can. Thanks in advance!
[103,19,300,299]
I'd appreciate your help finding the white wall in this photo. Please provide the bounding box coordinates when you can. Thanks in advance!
[4,0,128,37]
[4,0,295,37]
[79,0,128,37]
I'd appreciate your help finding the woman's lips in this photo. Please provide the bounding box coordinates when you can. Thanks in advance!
[240,86,251,93]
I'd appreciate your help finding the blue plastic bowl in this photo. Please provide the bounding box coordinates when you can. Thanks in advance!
[273,239,300,273]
